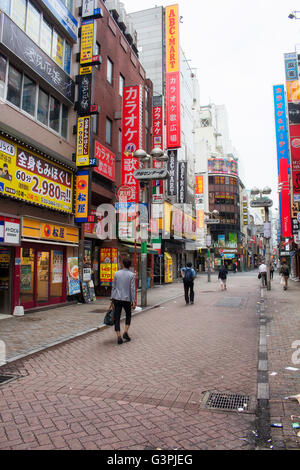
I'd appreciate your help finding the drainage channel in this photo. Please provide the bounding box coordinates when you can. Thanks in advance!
[255,286,272,449]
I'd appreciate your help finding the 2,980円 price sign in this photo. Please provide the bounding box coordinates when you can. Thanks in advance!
[0,136,73,213]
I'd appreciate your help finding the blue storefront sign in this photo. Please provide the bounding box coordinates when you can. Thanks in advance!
[41,0,78,42]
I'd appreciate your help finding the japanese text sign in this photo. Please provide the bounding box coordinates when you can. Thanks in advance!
[74,170,89,223]
[0,136,73,213]
[80,19,95,65]
[273,84,292,236]
[165,4,181,149]
[94,140,115,181]
[76,116,91,166]
[165,5,180,74]
[121,86,141,203]
[152,99,163,149]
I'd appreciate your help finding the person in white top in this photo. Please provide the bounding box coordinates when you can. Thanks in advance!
[258,262,267,287]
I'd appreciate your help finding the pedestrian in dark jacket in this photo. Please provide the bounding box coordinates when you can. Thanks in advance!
[181,262,196,305]
[280,259,289,291]
[218,264,228,291]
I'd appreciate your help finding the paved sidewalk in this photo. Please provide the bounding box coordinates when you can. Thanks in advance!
[0,279,186,363]
[262,274,300,449]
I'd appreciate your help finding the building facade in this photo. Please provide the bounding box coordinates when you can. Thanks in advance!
[0,0,78,315]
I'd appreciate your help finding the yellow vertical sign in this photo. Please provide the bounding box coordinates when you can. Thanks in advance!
[80,19,94,65]
[76,116,90,166]
[165,4,179,74]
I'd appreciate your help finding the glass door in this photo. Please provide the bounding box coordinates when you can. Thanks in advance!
[0,247,12,314]
[37,250,50,304]
[20,244,66,310]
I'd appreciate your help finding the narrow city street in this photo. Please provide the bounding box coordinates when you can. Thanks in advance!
[0,273,262,450]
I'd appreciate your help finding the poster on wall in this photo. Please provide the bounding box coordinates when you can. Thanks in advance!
[67,257,81,295]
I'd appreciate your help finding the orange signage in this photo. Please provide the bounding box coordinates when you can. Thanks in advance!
[165,5,180,74]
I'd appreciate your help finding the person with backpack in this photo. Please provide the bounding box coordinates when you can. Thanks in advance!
[218,263,228,291]
[280,259,290,291]
[181,262,196,305]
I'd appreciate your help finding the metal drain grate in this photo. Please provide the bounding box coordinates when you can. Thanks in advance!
[201,391,255,413]
[0,375,18,386]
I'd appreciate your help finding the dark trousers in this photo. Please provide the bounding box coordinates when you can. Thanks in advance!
[184,280,194,303]
[113,300,132,332]
[261,272,267,286]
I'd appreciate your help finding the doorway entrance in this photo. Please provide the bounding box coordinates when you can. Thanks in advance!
[20,244,66,310]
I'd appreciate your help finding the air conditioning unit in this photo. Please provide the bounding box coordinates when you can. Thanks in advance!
[117,6,127,31]
[106,0,120,20]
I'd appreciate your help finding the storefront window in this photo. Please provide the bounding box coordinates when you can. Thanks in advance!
[50,250,63,299]
[0,54,7,99]
[40,18,52,56]
[22,74,35,116]
[26,1,40,44]
[11,0,26,30]
[20,247,35,304]
[37,88,49,125]
[7,65,22,107]
[49,95,60,132]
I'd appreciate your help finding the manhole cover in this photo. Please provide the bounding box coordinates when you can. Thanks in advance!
[201,391,255,413]
[0,375,18,386]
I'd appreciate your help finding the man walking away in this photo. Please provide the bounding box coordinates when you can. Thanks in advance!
[258,261,267,287]
[111,258,136,344]
[280,259,290,291]
[218,263,228,291]
[181,262,196,305]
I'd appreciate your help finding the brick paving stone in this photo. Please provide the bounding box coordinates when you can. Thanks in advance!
[0,272,296,450]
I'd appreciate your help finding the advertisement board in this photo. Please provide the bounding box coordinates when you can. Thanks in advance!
[94,141,115,181]
[208,156,238,176]
[121,86,141,203]
[74,171,89,223]
[0,135,73,213]
[165,4,181,149]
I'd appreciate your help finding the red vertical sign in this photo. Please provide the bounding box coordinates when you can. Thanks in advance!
[152,104,163,149]
[121,86,141,203]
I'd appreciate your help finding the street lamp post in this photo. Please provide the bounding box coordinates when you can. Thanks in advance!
[250,187,272,290]
[205,210,219,282]
[133,147,167,307]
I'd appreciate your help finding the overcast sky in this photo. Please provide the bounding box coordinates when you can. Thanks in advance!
[123,0,300,209]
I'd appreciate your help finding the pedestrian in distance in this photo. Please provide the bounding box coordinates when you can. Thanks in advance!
[110,258,136,344]
[270,262,274,280]
[181,262,196,305]
[258,260,267,287]
[218,263,228,291]
[279,259,290,291]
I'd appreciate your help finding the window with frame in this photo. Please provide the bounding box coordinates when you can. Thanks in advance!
[26,1,40,44]
[22,74,36,116]
[37,88,49,125]
[119,73,125,96]
[7,65,22,107]
[107,57,113,85]
[106,117,112,145]
[0,55,7,99]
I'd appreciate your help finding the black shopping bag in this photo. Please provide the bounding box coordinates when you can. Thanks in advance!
[104,309,114,326]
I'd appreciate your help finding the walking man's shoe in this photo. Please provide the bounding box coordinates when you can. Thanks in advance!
[123,332,131,341]
[117,337,123,344]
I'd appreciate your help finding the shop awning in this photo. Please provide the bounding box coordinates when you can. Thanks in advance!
[122,244,159,255]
